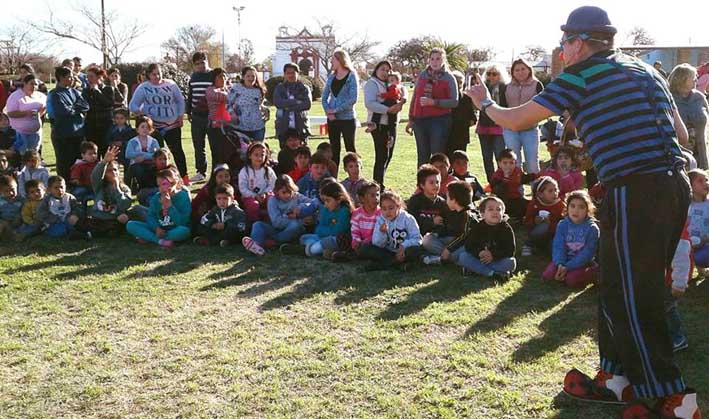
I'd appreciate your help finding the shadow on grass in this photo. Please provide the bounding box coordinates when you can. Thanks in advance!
[375,271,497,321]
[549,391,618,418]
[511,286,596,363]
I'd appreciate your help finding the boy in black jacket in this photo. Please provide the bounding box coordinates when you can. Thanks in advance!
[450,150,485,201]
[193,184,247,247]
[406,164,447,235]
[458,196,516,280]
[421,181,478,265]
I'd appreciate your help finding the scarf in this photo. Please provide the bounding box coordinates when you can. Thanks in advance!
[423,66,445,98]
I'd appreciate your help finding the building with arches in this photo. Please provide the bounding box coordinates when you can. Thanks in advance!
[273,26,333,83]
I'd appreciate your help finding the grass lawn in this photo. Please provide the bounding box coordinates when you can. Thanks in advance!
[1,97,708,418]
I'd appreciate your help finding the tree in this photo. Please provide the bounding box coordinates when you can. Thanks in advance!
[464,47,495,65]
[285,20,379,74]
[161,25,223,72]
[521,45,547,62]
[386,36,470,76]
[0,26,59,76]
[26,4,145,67]
[623,26,655,57]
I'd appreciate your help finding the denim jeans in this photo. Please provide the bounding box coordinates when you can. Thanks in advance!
[503,127,540,173]
[238,128,266,142]
[250,220,304,246]
[693,243,709,267]
[190,113,213,175]
[478,134,506,183]
[15,132,41,154]
[412,115,452,167]
[458,251,517,276]
[664,286,686,345]
[421,234,465,264]
[126,221,191,244]
[300,233,338,256]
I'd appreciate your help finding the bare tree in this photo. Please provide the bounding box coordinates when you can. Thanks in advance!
[26,3,145,67]
[464,47,495,65]
[225,38,255,72]
[285,19,379,74]
[0,25,59,75]
[161,25,222,71]
[622,26,656,57]
[521,45,547,62]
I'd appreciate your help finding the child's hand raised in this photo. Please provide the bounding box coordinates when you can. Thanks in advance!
[104,145,120,162]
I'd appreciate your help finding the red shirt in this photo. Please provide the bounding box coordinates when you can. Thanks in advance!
[491,167,524,199]
[287,166,309,183]
[70,160,98,186]
[523,198,566,233]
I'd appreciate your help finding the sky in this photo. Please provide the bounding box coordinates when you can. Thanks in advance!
[8,0,709,66]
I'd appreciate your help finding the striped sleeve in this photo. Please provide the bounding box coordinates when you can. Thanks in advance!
[533,72,587,116]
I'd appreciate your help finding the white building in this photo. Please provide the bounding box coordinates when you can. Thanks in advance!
[273,26,333,83]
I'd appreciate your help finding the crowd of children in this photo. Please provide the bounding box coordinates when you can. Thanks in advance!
[0,107,704,353]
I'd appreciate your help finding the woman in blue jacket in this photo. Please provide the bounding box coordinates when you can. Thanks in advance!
[321,49,359,173]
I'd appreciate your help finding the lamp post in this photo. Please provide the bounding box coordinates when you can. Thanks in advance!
[233,5,245,68]
[101,0,108,67]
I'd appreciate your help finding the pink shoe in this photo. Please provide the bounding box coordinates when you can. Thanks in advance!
[242,236,265,256]
[158,239,174,247]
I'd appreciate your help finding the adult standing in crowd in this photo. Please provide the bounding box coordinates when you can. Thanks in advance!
[406,48,459,168]
[654,61,668,79]
[129,63,188,182]
[50,66,90,180]
[107,68,129,109]
[466,6,700,418]
[364,60,406,187]
[83,67,120,154]
[697,62,709,96]
[205,67,239,168]
[475,63,508,183]
[11,64,48,94]
[227,65,269,141]
[186,52,213,183]
[5,74,46,155]
[503,58,544,174]
[669,64,709,169]
[273,62,312,148]
[72,57,88,90]
[447,70,477,157]
[322,49,359,171]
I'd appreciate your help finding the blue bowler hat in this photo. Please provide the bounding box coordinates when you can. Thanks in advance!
[561,6,617,35]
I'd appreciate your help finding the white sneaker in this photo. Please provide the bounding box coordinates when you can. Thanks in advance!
[422,255,442,265]
[521,245,533,257]
[189,172,207,183]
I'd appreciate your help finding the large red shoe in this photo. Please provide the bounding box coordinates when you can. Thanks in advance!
[620,389,701,419]
[563,368,634,405]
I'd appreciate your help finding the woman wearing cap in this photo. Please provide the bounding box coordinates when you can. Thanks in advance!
[669,64,709,169]
[406,48,459,167]
[466,6,701,418]
[503,58,544,174]
[321,49,359,173]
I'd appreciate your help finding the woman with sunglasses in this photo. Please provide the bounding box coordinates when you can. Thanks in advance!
[466,6,700,418]
[475,63,508,183]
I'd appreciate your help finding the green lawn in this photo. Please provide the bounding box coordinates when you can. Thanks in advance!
[1,103,708,418]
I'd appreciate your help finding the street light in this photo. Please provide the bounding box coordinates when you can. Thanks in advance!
[233,5,245,68]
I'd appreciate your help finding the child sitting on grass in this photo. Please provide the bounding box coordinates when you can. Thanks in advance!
[69,141,99,202]
[104,108,136,169]
[297,151,330,200]
[0,150,16,178]
[332,180,381,262]
[287,146,311,184]
[458,196,516,281]
[522,176,565,256]
[191,164,233,226]
[137,148,172,206]
[542,190,599,288]
[37,175,90,239]
[275,130,305,175]
[407,164,447,236]
[126,168,191,247]
[17,179,44,239]
[688,169,709,270]
[315,142,338,177]
[360,190,423,271]
[490,149,529,220]
[17,150,48,198]
[429,153,456,197]
[194,184,247,247]
[243,174,319,256]
[88,145,133,235]
[0,175,23,239]
[126,116,161,192]
[450,150,485,201]
[421,181,477,265]
[341,152,365,207]
[238,142,276,224]
[538,146,584,199]
[281,181,353,258]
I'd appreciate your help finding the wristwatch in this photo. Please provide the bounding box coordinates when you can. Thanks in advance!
[480,98,495,112]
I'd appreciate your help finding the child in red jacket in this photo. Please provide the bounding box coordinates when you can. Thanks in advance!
[69,141,99,202]
[522,176,565,256]
[490,149,530,219]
